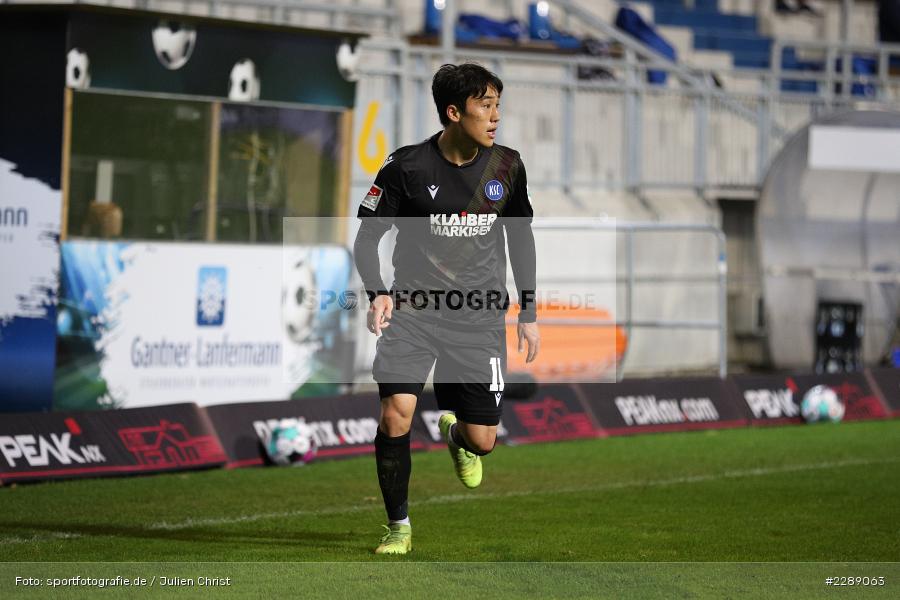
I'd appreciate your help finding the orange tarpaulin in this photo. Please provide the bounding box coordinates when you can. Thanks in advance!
[506,304,626,381]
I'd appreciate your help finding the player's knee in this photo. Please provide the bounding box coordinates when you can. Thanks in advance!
[457,423,497,455]
[379,413,411,437]
[469,437,496,455]
[378,394,416,437]
[380,401,414,436]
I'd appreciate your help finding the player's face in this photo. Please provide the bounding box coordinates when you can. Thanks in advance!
[459,87,500,147]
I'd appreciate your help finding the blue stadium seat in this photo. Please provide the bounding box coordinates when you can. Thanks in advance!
[615,7,677,85]
[654,9,758,33]
[641,1,772,69]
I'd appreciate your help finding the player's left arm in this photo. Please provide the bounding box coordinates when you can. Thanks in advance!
[504,156,540,363]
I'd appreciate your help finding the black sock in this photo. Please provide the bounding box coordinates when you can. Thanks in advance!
[450,423,492,456]
[374,428,411,521]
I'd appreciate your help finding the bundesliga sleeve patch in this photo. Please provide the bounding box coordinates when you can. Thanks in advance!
[361,184,383,211]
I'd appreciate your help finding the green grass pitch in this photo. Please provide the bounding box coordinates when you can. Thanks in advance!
[1,420,898,598]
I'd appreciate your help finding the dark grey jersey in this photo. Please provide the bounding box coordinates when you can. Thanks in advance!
[356,133,536,329]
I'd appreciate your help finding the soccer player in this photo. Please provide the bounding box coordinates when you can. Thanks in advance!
[353,63,539,555]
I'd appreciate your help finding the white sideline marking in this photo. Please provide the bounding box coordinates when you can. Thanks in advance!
[1,456,896,544]
[148,457,898,531]
[0,532,82,546]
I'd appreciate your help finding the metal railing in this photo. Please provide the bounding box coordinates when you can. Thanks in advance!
[357,39,794,194]
[769,37,900,103]
[0,0,402,35]
[530,219,728,378]
[351,218,728,380]
[353,4,900,197]
[7,0,900,194]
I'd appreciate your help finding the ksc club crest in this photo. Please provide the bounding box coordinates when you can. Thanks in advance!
[484,180,504,202]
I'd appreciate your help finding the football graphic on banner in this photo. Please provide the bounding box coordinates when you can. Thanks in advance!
[282,252,319,344]
[265,421,318,466]
[55,241,354,409]
[228,59,261,102]
[801,385,845,423]
[336,41,360,82]
[151,21,197,70]
[66,48,91,89]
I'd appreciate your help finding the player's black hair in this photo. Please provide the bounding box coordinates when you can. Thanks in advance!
[432,63,503,126]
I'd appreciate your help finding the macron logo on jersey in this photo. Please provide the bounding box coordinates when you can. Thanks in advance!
[427,184,439,200]
[430,212,497,237]
[361,184,383,211]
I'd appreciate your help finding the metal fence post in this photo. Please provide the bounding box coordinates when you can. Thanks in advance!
[717,231,728,378]
[561,63,575,195]
[841,44,852,100]
[441,0,457,65]
[824,46,837,109]
[694,89,709,192]
[619,228,635,381]
[760,40,781,183]
[757,75,773,185]
[623,49,641,192]
[414,54,427,143]
[396,40,408,147]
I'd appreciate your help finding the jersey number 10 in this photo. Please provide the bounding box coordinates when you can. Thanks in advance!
[489,357,505,392]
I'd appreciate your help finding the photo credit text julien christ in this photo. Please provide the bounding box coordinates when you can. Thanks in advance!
[15,576,232,589]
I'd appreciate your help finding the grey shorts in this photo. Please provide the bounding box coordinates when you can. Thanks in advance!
[373,312,507,426]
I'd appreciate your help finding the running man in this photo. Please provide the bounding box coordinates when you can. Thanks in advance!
[353,63,539,555]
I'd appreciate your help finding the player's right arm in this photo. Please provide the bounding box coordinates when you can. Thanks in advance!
[353,156,404,336]
[354,221,394,336]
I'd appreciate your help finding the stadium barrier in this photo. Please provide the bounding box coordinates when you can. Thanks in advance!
[55,240,356,412]
[0,403,226,484]
[207,385,602,468]
[206,393,401,468]
[865,368,900,418]
[579,377,747,436]
[498,384,599,445]
[730,372,890,426]
[3,370,897,484]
